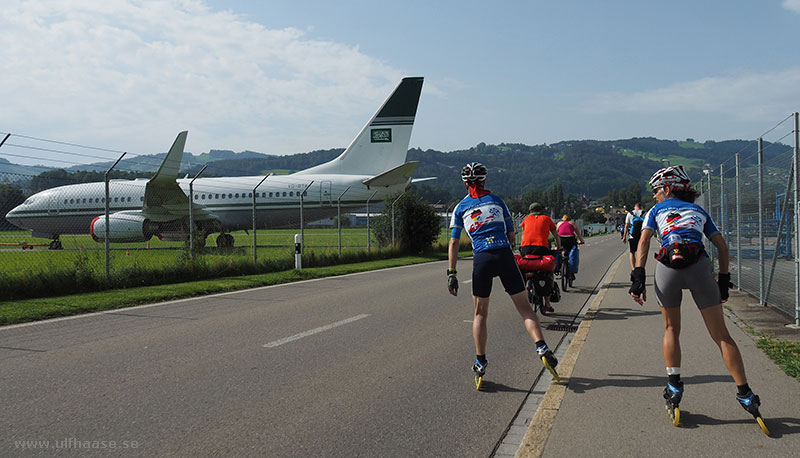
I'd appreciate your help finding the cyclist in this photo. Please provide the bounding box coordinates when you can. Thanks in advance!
[520,202,562,313]
[622,202,645,271]
[629,165,762,421]
[448,163,558,382]
[556,214,584,273]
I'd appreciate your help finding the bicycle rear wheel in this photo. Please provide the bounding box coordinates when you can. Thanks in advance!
[526,279,538,313]
[561,257,569,292]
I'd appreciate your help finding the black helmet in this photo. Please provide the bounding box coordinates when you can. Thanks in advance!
[461,162,487,183]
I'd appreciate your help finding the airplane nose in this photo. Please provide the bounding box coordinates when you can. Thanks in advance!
[5,204,26,229]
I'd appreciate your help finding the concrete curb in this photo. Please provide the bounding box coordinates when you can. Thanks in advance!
[515,252,625,458]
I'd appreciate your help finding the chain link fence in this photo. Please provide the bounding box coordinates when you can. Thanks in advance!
[0,163,390,301]
[699,114,799,325]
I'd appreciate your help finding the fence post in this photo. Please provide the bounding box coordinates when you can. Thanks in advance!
[299,181,314,254]
[252,173,271,265]
[104,152,126,278]
[794,112,800,325]
[366,191,377,251]
[736,154,742,290]
[337,186,350,255]
[189,165,208,260]
[758,137,765,306]
[719,164,725,238]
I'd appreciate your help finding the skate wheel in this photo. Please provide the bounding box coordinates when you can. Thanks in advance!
[474,375,483,391]
[756,416,770,436]
[665,404,680,427]
[541,356,561,382]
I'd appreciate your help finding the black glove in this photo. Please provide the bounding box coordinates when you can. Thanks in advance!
[718,273,733,302]
[447,269,459,294]
[629,267,645,296]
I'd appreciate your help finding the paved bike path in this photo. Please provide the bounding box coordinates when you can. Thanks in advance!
[518,252,800,458]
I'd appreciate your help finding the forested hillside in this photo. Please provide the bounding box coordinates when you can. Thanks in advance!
[18,137,785,202]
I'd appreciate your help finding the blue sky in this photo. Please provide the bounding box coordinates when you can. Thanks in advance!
[2,0,800,166]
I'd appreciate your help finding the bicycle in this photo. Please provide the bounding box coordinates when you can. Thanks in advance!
[515,254,559,315]
[559,241,584,292]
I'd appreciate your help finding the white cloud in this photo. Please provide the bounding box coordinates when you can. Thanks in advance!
[782,0,800,14]
[582,68,800,122]
[0,0,409,163]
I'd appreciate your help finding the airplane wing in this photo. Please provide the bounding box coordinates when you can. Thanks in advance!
[142,131,215,222]
[362,161,419,188]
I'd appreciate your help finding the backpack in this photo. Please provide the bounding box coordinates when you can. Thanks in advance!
[629,215,644,239]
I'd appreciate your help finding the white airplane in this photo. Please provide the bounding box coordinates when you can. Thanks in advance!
[6,77,430,249]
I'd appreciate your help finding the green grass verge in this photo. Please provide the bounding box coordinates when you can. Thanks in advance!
[0,250,474,326]
[756,337,800,381]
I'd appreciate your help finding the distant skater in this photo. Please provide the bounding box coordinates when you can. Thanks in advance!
[629,165,768,433]
[447,162,558,389]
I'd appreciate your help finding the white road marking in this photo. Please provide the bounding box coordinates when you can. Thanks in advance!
[463,280,472,284]
[263,314,370,348]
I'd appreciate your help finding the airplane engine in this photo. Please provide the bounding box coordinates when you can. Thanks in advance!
[90,213,158,243]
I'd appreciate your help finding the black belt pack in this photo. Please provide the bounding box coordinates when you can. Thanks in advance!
[655,243,705,269]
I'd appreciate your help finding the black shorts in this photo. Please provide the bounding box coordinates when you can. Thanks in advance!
[520,245,552,256]
[561,237,577,255]
[472,248,525,298]
[629,237,640,253]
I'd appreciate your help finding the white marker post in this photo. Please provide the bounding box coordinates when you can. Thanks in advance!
[295,233,302,271]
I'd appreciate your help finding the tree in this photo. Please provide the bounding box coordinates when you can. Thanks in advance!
[581,209,606,224]
[373,192,441,252]
[0,183,26,230]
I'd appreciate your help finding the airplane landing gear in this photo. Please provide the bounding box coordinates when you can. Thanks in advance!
[48,239,63,250]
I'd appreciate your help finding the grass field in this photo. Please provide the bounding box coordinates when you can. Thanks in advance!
[0,227,392,275]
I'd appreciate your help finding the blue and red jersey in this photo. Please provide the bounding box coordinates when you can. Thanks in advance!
[643,198,720,248]
[450,193,514,253]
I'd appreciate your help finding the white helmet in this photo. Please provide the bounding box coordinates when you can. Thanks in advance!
[461,162,488,183]
[649,165,691,191]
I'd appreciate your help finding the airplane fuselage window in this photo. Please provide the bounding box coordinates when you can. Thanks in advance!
[201,194,205,200]
[70,199,74,204]
[282,192,287,197]
[215,194,219,199]
[221,194,226,199]
[269,192,273,197]
[228,193,233,199]
[114,197,118,203]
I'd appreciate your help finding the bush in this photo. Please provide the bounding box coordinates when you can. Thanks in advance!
[373,192,441,253]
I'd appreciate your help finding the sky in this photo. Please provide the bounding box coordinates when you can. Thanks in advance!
[2,0,800,167]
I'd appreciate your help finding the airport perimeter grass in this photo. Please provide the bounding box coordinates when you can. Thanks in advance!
[0,251,476,326]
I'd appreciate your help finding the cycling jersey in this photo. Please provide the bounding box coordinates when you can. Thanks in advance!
[450,193,514,253]
[643,198,720,249]
[520,214,555,248]
[557,221,577,237]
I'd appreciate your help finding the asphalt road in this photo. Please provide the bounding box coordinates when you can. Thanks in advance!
[1,234,624,457]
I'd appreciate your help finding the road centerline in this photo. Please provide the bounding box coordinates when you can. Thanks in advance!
[262,314,370,348]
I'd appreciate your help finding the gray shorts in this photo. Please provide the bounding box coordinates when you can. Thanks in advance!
[653,256,721,309]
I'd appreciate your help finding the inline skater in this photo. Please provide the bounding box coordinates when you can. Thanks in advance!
[629,165,768,434]
[622,203,645,271]
[520,203,562,313]
[448,163,559,389]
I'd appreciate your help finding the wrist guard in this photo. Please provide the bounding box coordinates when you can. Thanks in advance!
[629,267,646,296]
